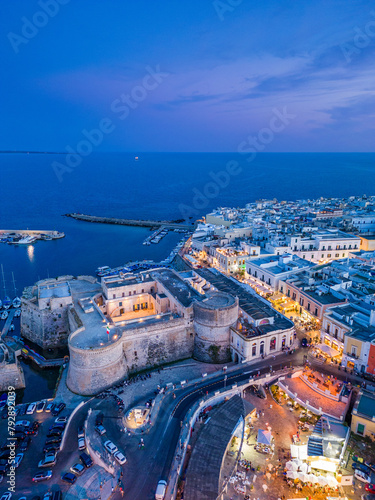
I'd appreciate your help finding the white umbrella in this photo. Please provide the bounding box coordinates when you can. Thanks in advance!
[326,476,338,488]
[286,471,299,480]
[300,462,308,473]
[317,476,329,486]
[307,473,318,483]
[292,458,303,467]
[286,461,298,471]
[298,472,309,483]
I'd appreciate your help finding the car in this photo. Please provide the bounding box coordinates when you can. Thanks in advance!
[95,424,106,436]
[45,402,54,413]
[301,338,308,347]
[13,432,26,441]
[32,470,53,482]
[43,444,61,453]
[30,421,40,435]
[18,404,27,416]
[155,479,167,500]
[13,453,23,468]
[114,450,126,465]
[61,472,76,484]
[51,403,66,417]
[355,470,371,483]
[77,426,85,439]
[55,416,67,424]
[353,463,371,474]
[104,440,118,455]
[0,493,12,500]
[26,403,36,415]
[51,491,62,500]
[79,452,93,468]
[38,453,56,468]
[15,420,31,429]
[36,401,46,413]
[47,430,63,438]
[49,422,66,431]
[18,437,30,452]
[18,436,30,452]
[45,437,62,445]
[78,437,86,451]
[365,484,375,494]
[70,463,85,476]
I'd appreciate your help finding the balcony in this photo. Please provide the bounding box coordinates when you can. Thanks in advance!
[346,352,358,360]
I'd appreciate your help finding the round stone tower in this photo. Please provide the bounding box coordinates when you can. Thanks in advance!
[193,292,238,363]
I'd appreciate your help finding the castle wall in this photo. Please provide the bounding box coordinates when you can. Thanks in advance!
[21,298,70,349]
[0,361,26,391]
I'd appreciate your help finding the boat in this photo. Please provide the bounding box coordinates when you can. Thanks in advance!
[14,309,21,317]
[1,311,8,320]
[96,266,111,276]
[2,296,11,309]
[12,273,21,308]
[9,324,14,332]
[135,156,139,160]
[15,235,38,245]
[12,297,21,308]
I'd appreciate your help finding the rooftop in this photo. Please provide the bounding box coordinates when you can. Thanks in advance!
[150,268,202,307]
[38,281,71,299]
[356,390,375,419]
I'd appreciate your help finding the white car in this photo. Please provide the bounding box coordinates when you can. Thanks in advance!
[104,440,118,455]
[38,453,56,468]
[70,463,85,476]
[95,424,106,435]
[26,403,36,415]
[114,451,127,465]
[78,437,86,451]
[355,470,371,483]
[55,416,68,424]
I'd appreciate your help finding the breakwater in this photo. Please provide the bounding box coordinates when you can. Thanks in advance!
[64,213,195,230]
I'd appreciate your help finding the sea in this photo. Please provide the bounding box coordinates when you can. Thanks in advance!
[1,151,375,402]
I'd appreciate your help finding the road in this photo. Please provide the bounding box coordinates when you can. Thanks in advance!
[1,337,373,499]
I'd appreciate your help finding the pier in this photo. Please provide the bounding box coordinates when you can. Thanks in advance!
[65,213,195,230]
[0,229,65,244]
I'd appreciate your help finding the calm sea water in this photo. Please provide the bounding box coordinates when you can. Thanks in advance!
[0,152,374,402]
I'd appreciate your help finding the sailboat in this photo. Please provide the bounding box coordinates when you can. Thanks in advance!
[12,273,21,308]
[1,265,11,309]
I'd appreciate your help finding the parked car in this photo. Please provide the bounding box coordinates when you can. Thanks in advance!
[43,444,61,454]
[15,420,31,430]
[55,416,67,424]
[45,402,54,413]
[78,437,86,451]
[30,421,40,435]
[47,430,63,438]
[49,422,66,431]
[365,484,375,494]
[155,480,167,500]
[77,426,85,439]
[353,463,371,474]
[45,437,62,446]
[13,453,23,468]
[355,470,371,483]
[32,470,52,482]
[51,403,65,417]
[26,403,36,415]
[18,437,30,452]
[114,451,126,465]
[104,440,118,455]
[95,424,106,436]
[61,472,76,484]
[38,453,56,468]
[0,493,12,500]
[70,463,85,476]
[79,452,93,468]
[301,338,308,347]
[36,401,46,413]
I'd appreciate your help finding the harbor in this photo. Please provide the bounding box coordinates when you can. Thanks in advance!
[64,212,195,230]
[0,229,65,244]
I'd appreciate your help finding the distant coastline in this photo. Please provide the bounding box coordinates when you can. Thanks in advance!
[0,151,66,154]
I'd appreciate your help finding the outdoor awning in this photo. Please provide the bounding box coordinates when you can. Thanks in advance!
[316,344,340,358]
[257,429,272,445]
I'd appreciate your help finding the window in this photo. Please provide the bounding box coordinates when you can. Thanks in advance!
[307,303,310,311]
[314,308,318,316]
[321,254,324,258]
[292,293,296,300]
[122,292,125,297]
[113,294,115,299]
[252,343,256,356]
[129,292,131,296]
[351,346,357,356]
[282,336,286,348]
[342,253,345,257]
[287,289,290,297]
[303,255,305,259]
[270,337,276,351]
[327,254,331,258]
[119,301,122,307]
[311,255,314,259]
[335,254,339,258]
[327,324,330,333]
[142,289,144,293]
[357,423,365,436]
[260,341,265,355]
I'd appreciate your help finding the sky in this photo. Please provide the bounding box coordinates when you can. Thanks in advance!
[1,0,374,152]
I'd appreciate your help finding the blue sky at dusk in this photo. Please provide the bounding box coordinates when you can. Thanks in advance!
[1,0,374,152]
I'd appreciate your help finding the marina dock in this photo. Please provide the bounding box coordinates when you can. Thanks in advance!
[65,213,195,230]
[0,229,65,244]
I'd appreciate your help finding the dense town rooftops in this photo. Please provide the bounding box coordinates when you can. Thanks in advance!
[196,268,294,331]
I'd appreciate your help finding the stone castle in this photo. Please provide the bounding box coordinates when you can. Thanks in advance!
[21,268,294,395]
